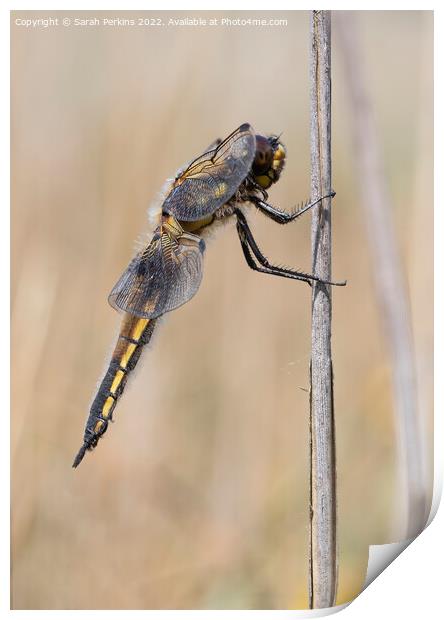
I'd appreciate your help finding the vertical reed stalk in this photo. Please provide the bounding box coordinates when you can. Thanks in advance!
[336,12,427,538]
[308,10,338,609]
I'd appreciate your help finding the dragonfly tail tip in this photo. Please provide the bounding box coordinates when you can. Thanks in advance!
[72,443,87,468]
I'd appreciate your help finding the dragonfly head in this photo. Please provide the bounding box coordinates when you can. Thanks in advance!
[251,133,286,190]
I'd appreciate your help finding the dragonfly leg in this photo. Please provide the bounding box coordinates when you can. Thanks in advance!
[235,208,346,287]
[249,191,335,224]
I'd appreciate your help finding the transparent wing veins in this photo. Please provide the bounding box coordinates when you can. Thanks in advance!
[108,231,204,319]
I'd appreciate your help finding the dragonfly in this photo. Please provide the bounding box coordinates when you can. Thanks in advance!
[73,122,345,467]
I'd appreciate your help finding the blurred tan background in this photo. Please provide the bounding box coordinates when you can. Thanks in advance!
[11,10,433,610]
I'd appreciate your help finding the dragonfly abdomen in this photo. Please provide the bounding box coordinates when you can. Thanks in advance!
[72,314,157,467]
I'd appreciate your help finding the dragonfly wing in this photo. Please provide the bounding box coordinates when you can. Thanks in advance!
[162,123,256,221]
[108,232,204,319]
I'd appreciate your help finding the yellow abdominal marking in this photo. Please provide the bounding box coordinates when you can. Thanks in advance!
[102,396,115,419]
[120,343,136,369]
[132,318,149,341]
[110,370,125,394]
[96,319,151,427]
[117,319,149,371]
[94,419,105,433]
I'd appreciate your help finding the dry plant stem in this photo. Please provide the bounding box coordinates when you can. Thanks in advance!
[309,10,337,609]
[336,13,427,538]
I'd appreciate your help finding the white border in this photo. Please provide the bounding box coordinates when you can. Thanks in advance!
[5,1,441,618]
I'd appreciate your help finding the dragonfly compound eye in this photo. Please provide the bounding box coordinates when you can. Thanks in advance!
[252,135,274,176]
[252,134,286,189]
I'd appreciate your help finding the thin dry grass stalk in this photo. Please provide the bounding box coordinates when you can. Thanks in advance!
[308,10,338,609]
[336,11,428,539]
